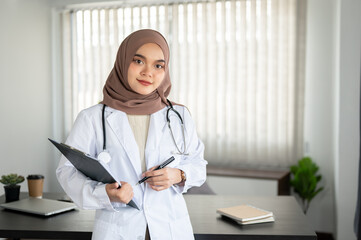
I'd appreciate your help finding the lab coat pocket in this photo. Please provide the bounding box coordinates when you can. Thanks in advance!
[92,211,122,240]
[92,223,123,240]
[169,215,194,240]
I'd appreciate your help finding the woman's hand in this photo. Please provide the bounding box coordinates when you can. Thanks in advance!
[144,167,182,191]
[106,181,134,204]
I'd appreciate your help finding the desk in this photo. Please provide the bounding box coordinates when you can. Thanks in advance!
[0,193,316,240]
[188,195,316,240]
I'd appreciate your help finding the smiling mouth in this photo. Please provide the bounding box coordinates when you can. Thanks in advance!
[137,79,152,86]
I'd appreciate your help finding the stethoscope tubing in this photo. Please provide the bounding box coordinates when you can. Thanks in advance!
[102,104,107,151]
[101,100,188,156]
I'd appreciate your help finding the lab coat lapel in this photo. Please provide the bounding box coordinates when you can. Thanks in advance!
[106,110,142,180]
[145,108,168,168]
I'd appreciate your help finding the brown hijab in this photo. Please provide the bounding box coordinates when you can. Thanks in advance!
[102,29,171,115]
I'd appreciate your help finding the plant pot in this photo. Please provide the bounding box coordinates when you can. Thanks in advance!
[4,185,20,202]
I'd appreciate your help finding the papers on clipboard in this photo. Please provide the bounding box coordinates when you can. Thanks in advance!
[49,138,139,210]
[217,204,274,225]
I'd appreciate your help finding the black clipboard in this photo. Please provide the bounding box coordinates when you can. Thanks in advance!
[49,138,139,210]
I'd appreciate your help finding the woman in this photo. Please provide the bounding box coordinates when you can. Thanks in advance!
[56,29,207,240]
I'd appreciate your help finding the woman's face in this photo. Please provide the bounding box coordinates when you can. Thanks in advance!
[127,43,166,95]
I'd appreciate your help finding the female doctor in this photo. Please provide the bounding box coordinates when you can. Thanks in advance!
[56,29,207,240]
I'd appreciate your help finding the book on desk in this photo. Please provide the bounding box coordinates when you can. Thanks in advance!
[217,204,275,225]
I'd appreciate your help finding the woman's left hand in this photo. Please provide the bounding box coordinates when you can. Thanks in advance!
[143,167,182,191]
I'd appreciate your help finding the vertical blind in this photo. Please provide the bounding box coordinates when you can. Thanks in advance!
[62,0,306,168]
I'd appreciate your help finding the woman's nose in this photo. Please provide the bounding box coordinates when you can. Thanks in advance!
[140,65,152,77]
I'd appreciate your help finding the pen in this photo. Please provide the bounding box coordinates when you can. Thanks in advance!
[135,156,175,186]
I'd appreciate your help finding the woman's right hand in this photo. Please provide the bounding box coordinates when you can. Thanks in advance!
[106,181,134,204]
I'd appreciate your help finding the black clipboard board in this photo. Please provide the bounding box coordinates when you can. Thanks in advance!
[49,138,139,210]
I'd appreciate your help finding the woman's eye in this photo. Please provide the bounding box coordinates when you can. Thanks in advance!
[134,59,143,64]
[155,64,164,69]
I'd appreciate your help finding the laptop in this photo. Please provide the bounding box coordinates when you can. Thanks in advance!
[0,198,77,216]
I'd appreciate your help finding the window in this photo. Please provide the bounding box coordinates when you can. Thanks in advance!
[61,0,306,168]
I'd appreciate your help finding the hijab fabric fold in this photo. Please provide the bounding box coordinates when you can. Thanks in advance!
[102,29,171,115]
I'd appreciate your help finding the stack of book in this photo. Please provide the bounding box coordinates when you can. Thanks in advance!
[216,204,274,225]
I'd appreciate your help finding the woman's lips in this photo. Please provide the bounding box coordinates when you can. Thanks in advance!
[137,79,152,86]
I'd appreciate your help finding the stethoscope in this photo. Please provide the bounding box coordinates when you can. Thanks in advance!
[97,100,188,163]
[166,99,188,156]
[96,104,112,163]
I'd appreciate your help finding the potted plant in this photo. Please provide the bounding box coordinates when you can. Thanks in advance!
[290,157,324,214]
[0,174,25,202]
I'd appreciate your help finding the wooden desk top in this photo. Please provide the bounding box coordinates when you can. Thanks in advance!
[0,193,316,240]
[187,195,317,240]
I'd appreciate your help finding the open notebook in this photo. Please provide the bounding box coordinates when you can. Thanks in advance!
[0,198,77,216]
[217,204,274,225]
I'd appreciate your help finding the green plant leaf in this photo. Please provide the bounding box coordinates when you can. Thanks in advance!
[289,157,324,213]
[0,174,24,186]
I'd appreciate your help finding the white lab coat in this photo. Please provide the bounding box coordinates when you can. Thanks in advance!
[56,104,207,240]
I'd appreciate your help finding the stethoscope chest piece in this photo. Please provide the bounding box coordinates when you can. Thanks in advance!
[97,151,111,163]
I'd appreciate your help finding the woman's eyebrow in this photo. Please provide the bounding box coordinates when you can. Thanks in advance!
[134,54,165,63]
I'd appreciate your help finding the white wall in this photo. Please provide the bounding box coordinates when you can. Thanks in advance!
[303,0,338,235]
[0,1,360,239]
[304,0,361,239]
[335,0,361,239]
[0,0,54,195]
